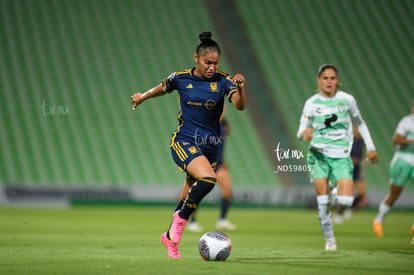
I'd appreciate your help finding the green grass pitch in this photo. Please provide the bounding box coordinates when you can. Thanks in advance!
[0,206,413,274]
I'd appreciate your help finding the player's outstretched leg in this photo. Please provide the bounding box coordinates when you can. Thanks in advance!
[373,199,391,237]
[372,220,384,238]
[161,177,215,258]
[216,197,236,231]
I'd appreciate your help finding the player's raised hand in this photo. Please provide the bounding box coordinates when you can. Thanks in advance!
[130,92,144,110]
[231,73,245,87]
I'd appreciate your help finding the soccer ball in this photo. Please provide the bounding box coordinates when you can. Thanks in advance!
[198,231,232,261]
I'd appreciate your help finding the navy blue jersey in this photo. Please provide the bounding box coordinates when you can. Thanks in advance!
[162,68,236,147]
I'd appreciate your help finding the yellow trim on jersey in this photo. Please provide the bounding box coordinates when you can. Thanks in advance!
[170,132,177,146]
[217,70,229,77]
[170,93,184,145]
[227,89,237,101]
[176,69,228,77]
[176,69,192,76]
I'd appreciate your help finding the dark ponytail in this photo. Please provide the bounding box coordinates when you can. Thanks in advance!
[196,31,221,55]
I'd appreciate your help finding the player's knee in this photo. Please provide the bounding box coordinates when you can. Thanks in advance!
[337,196,354,207]
[317,195,330,205]
[316,195,330,218]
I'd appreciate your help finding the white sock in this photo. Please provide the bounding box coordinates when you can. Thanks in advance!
[375,200,391,223]
[317,195,335,242]
[337,196,354,207]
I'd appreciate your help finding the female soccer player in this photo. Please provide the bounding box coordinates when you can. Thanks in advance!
[297,64,379,250]
[130,31,247,258]
[373,101,414,238]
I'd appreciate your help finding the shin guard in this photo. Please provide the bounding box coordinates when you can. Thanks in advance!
[180,177,216,219]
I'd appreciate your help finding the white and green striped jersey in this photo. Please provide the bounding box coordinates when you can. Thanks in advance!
[393,113,414,165]
[297,91,375,158]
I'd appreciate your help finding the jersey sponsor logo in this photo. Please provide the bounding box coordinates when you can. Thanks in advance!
[204,99,216,109]
[186,83,193,89]
[187,101,202,106]
[210,82,218,92]
[324,114,338,127]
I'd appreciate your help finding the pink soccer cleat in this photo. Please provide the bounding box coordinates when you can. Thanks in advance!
[160,232,181,258]
[168,211,187,244]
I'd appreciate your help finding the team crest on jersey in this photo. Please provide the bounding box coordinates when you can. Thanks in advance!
[189,146,198,154]
[210,82,218,92]
[337,102,346,112]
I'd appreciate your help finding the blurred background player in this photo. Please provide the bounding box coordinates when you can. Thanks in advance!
[187,117,237,232]
[373,101,414,238]
[297,64,379,251]
[130,31,247,258]
[333,126,368,224]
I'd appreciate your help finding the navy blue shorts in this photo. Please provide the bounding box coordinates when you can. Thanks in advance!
[170,141,218,171]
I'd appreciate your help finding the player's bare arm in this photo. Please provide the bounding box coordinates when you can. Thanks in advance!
[130,83,164,110]
[392,133,414,146]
